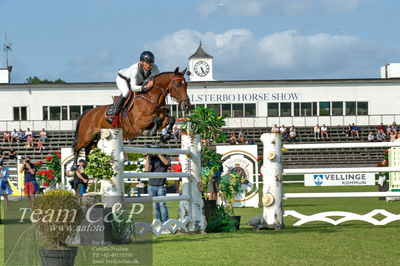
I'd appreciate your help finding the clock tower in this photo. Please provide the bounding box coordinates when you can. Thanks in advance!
[188,42,214,81]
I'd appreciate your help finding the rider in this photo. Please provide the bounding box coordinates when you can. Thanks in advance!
[106,51,161,124]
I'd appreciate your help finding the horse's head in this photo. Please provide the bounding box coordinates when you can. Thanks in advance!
[169,67,191,111]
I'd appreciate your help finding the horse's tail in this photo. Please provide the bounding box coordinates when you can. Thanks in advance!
[72,109,90,152]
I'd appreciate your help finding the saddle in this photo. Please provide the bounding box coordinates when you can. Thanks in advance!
[106,90,135,117]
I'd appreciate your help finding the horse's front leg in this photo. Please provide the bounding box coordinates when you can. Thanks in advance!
[147,117,162,137]
[160,115,176,143]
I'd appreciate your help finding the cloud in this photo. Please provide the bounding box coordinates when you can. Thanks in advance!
[198,0,365,17]
[150,29,393,80]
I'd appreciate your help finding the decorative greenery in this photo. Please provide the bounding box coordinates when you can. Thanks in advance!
[206,204,238,233]
[182,106,226,146]
[377,149,389,178]
[34,151,62,187]
[85,148,117,191]
[219,170,245,215]
[111,210,135,244]
[32,189,82,249]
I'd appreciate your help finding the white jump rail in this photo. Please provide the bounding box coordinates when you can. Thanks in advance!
[258,133,400,228]
[97,128,206,236]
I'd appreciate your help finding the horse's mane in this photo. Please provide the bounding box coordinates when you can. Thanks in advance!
[153,71,183,79]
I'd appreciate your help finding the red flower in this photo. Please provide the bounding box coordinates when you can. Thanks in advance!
[45,156,52,162]
[48,169,55,174]
[57,154,61,158]
[43,182,49,187]
[257,156,261,161]
[38,160,44,164]
[259,173,263,177]
[384,150,388,153]
[47,174,54,180]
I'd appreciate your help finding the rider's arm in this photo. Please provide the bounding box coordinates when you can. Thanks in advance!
[145,155,151,172]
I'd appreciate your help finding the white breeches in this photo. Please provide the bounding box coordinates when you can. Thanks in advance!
[116,75,130,98]
[116,75,142,98]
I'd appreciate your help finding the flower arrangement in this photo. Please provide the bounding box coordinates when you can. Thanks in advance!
[218,170,244,215]
[377,149,389,178]
[34,151,62,187]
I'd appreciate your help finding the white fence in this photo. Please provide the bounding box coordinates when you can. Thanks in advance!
[97,129,206,235]
[259,133,400,228]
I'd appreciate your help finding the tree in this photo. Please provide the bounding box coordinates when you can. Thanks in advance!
[26,76,66,84]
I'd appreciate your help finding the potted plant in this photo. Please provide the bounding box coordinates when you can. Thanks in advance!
[182,107,226,220]
[206,204,238,233]
[85,148,117,193]
[111,210,135,244]
[32,189,82,266]
[218,170,245,229]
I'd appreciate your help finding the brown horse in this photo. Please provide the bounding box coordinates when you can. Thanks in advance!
[71,67,190,167]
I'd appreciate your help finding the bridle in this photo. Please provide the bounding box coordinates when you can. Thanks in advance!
[138,74,190,108]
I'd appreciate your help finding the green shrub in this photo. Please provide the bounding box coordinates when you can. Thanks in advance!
[206,205,238,233]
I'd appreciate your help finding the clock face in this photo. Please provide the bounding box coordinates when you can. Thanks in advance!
[194,61,210,77]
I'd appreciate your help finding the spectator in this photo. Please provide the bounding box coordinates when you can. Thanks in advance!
[229,132,237,145]
[321,124,329,139]
[8,148,16,160]
[391,122,398,133]
[0,149,5,165]
[20,156,37,208]
[289,125,297,143]
[0,162,13,210]
[239,135,246,144]
[376,123,385,133]
[389,131,397,142]
[26,134,34,148]
[238,129,244,139]
[70,159,89,195]
[3,131,11,143]
[376,130,386,142]
[247,139,255,145]
[172,125,180,139]
[145,153,171,224]
[397,131,400,140]
[345,124,352,137]
[17,128,25,141]
[271,124,280,133]
[280,124,289,142]
[314,124,321,140]
[386,125,392,137]
[367,131,375,142]
[37,139,43,153]
[10,129,18,143]
[25,128,33,138]
[40,128,48,142]
[350,123,360,138]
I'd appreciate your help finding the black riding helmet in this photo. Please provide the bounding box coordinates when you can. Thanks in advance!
[140,51,155,64]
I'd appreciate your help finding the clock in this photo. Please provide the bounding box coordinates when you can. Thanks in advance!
[194,61,210,77]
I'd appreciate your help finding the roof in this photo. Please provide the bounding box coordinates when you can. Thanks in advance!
[188,43,213,59]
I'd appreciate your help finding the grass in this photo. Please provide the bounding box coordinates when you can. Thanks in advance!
[1,184,400,265]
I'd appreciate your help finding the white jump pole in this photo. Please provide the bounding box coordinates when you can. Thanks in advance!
[180,134,206,233]
[97,128,125,205]
[260,133,284,229]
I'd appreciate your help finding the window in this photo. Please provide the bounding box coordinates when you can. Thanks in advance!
[267,103,279,117]
[346,102,356,115]
[332,102,343,116]
[232,104,244,117]
[61,106,68,120]
[244,103,256,117]
[50,106,61,120]
[43,106,48,121]
[357,102,368,115]
[69,106,81,120]
[222,104,231,118]
[280,103,291,117]
[209,104,220,116]
[319,102,330,116]
[294,103,300,116]
[301,103,312,116]
[82,105,93,113]
[13,106,27,121]
[312,102,317,116]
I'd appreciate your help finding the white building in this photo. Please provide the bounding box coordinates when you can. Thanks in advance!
[1,44,400,131]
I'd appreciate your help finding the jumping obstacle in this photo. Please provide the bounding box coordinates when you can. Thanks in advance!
[97,129,206,235]
[258,133,400,228]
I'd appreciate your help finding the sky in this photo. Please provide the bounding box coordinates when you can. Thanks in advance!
[0,0,399,83]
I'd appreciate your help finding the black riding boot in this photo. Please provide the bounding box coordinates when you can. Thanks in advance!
[106,94,125,124]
